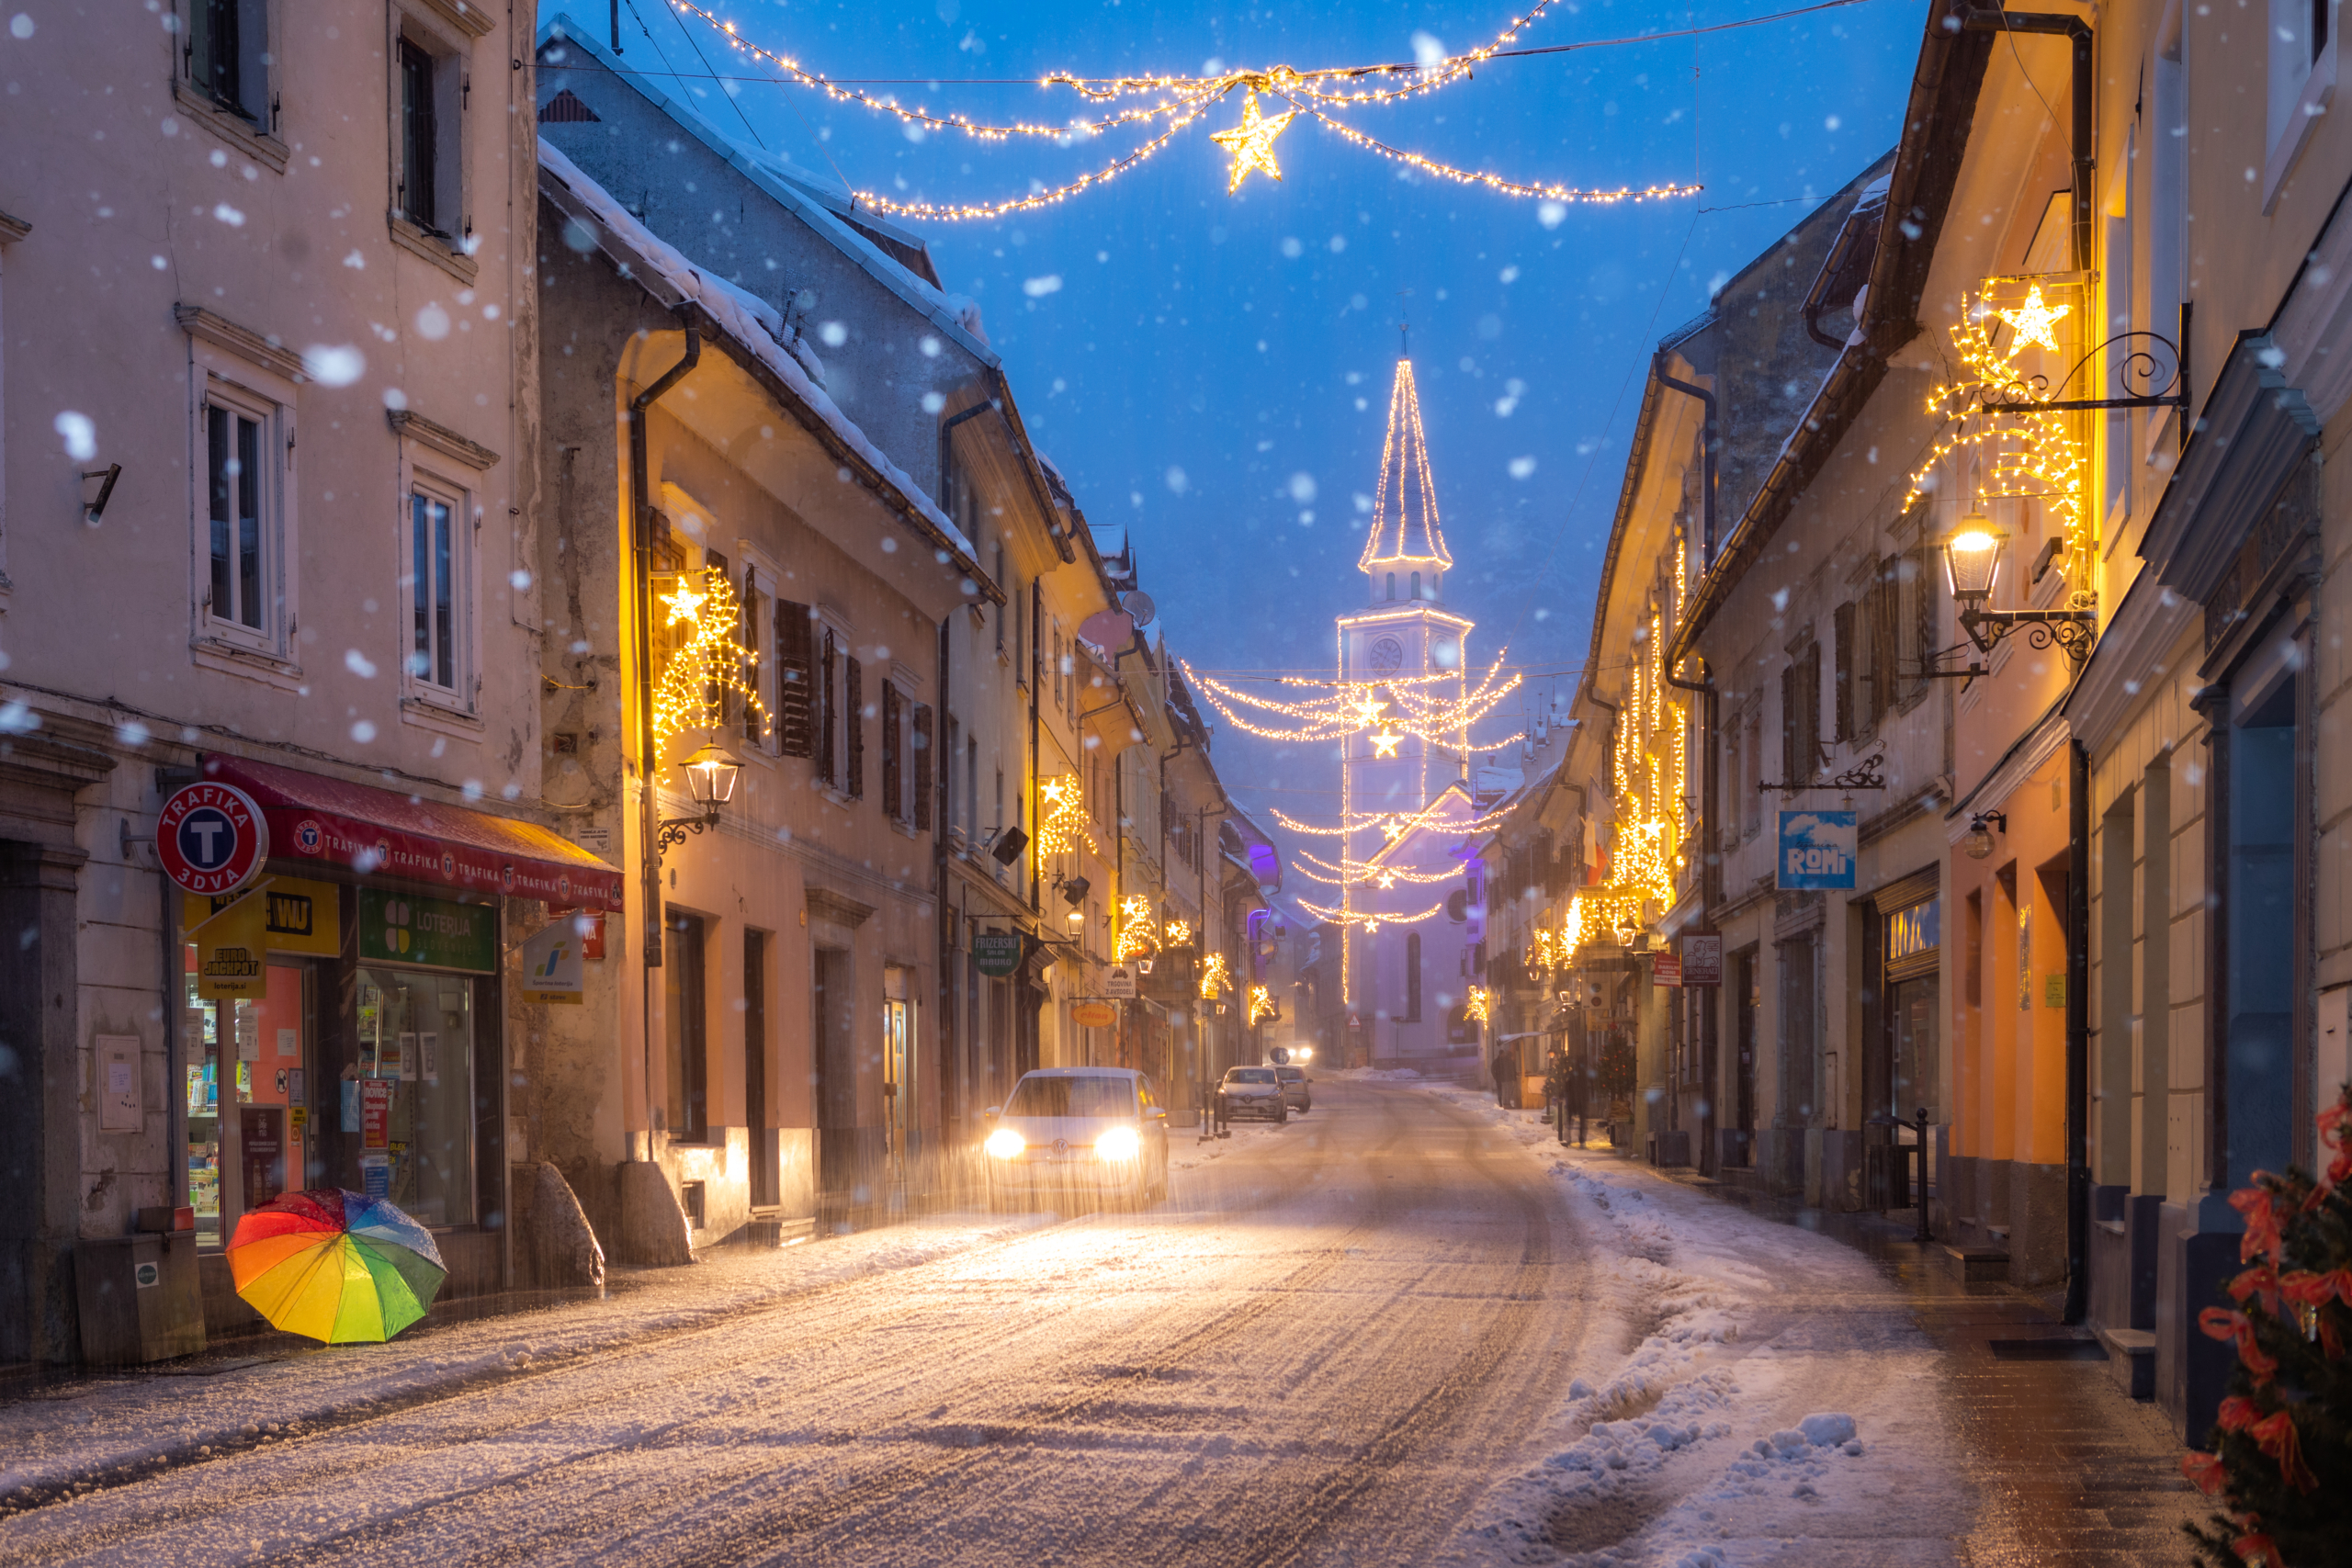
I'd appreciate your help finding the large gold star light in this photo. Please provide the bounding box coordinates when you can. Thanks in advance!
[1211,91,1297,193]
[1370,728,1403,758]
[1996,284,2069,355]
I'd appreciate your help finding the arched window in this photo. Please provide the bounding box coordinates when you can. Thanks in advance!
[1385,572,1396,601]
[1411,571,1422,600]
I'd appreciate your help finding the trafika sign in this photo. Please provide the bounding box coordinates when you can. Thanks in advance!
[157,783,269,897]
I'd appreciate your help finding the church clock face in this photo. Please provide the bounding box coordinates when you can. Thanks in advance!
[1365,636,1406,673]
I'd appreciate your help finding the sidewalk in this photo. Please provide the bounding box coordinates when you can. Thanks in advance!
[1611,1137,2204,1565]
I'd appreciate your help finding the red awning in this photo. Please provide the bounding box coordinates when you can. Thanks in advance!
[200,754,624,911]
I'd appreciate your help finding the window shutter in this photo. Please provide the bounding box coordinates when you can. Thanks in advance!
[1780,661,1800,783]
[818,631,837,784]
[846,657,865,799]
[913,705,934,831]
[775,601,814,758]
[881,682,902,820]
[1832,601,1856,742]
[1907,548,1934,697]
[1800,642,1822,771]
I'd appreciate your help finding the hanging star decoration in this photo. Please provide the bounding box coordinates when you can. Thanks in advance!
[1996,283,2069,355]
[662,581,708,626]
[1211,91,1298,192]
[1375,872,1397,890]
[1370,728,1404,758]
[1351,695,1388,727]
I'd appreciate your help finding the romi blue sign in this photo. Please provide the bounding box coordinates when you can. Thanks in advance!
[1777,811,1858,890]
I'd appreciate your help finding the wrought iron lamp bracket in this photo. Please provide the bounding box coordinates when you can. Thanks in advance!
[1957,605,2098,667]
[656,809,719,855]
[1757,752,1887,795]
[1975,328,2188,417]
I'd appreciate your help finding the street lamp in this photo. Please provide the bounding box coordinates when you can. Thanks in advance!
[1941,515,2005,605]
[1960,810,2007,861]
[1938,513,2096,668]
[657,739,741,854]
[1057,874,1090,932]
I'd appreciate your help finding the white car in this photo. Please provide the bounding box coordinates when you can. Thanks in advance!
[1218,1066,1288,1122]
[983,1067,1171,1210]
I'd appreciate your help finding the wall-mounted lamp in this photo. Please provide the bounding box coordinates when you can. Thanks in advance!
[1056,873,1090,931]
[657,739,741,855]
[1960,809,2008,861]
[82,464,121,526]
[1939,514,2097,669]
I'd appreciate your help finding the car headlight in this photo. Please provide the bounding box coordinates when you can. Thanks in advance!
[1094,1126,1141,1161]
[984,1127,1026,1160]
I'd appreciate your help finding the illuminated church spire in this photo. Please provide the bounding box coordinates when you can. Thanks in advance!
[1356,356,1453,577]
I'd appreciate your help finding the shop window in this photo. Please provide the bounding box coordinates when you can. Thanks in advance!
[353,964,480,1227]
[184,953,312,1248]
[665,909,710,1144]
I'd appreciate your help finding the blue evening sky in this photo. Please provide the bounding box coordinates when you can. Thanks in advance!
[541,0,1923,838]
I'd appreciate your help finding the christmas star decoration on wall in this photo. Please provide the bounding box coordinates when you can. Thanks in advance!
[1211,91,1297,192]
[1995,284,2069,355]
[662,581,707,625]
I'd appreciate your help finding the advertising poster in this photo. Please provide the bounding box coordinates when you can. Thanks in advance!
[361,1077,393,1150]
[1680,933,1724,987]
[359,888,496,972]
[519,919,587,1005]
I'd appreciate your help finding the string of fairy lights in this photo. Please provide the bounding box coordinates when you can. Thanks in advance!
[652,568,766,742]
[660,0,1705,220]
[1523,604,1691,976]
[1904,281,2093,592]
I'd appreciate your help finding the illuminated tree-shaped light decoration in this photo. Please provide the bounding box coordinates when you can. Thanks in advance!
[653,566,768,743]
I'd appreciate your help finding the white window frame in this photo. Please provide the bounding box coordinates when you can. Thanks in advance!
[401,467,474,715]
[2267,0,2339,209]
[184,321,301,682]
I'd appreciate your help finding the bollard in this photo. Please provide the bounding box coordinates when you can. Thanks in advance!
[1913,1104,1933,1244]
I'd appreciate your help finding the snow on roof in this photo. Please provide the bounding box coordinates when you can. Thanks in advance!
[539,139,981,567]
[538,16,991,367]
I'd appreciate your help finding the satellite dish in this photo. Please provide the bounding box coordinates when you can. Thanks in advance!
[1120,590,1157,627]
[1077,609,1134,649]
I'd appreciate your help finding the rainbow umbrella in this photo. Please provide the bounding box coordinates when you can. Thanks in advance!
[228,1189,447,1343]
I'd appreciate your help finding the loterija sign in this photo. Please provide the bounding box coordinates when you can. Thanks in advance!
[157,782,270,897]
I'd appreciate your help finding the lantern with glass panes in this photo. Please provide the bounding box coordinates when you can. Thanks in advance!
[1939,514,2098,671]
[657,739,742,854]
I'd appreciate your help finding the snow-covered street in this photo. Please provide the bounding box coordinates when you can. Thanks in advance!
[0,1077,2180,1567]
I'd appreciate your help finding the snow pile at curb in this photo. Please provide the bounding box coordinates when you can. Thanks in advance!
[1367,1076,1969,1566]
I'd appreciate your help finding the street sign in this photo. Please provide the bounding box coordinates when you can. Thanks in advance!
[1654,952,1683,987]
[1270,1045,1290,1065]
[1776,809,1857,890]
[972,931,1023,978]
[157,782,269,897]
[1680,932,1724,987]
[1071,1001,1118,1028]
[1103,965,1138,998]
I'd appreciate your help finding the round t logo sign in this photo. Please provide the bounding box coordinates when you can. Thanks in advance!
[156,782,269,896]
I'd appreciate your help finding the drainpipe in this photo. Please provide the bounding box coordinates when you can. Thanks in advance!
[1960,6,2094,271]
[2064,738,2091,1324]
[628,319,699,1151]
[1654,357,1719,564]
